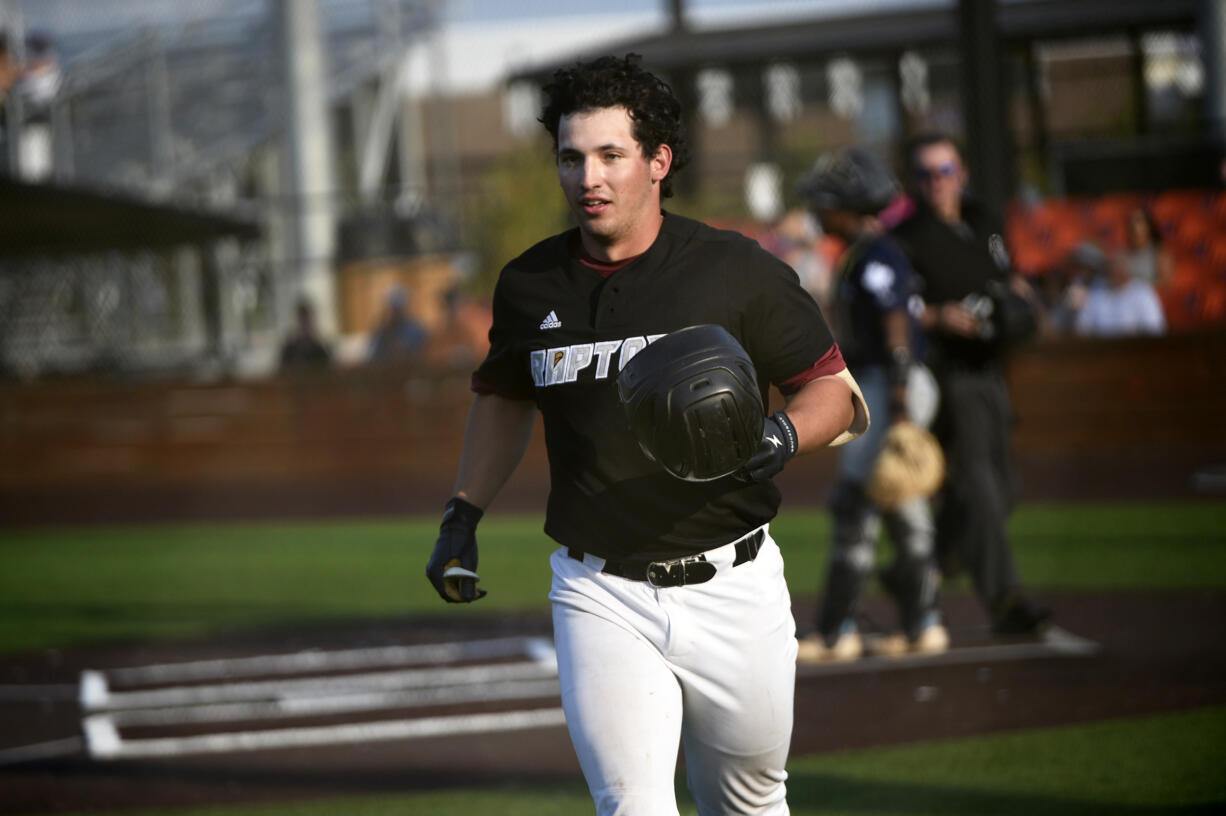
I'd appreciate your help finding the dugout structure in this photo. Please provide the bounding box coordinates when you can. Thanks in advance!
[0,176,261,379]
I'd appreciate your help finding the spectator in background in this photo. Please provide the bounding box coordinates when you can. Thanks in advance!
[367,283,426,363]
[21,31,61,113]
[0,36,14,173]
[767,208,837,309]
[15,30,61,181]
[1124,206,1172,290]
[424,287,492,369]
[279,296,332,372]
[1075,251,1167,337]
[0,35,19,116]
[1041,241,1103,337]
[892,132,1050,638]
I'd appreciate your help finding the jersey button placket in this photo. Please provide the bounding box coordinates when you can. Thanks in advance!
[596,283,626,329]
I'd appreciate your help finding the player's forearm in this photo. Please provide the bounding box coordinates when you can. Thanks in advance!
[784,372,862,453]
[451,393,537,510]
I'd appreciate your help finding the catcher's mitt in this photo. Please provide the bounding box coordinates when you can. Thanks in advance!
[866,421,946,509]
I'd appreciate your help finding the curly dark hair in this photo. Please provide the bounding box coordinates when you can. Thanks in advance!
[538,53,690,198]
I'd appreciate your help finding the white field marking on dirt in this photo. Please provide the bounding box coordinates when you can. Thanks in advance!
[107,678,563,727]
[82,707,569,760]
[83,658,557,712]
[104,636,552,685]
[79,636,558,711]
[71,635,563,760]
[798,625,1100,677]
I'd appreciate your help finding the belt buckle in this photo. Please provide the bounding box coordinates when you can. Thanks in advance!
[646,559,685,588]
[646,554,711,588]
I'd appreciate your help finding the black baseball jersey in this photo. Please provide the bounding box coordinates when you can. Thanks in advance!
[474,213,843,562]
[891,201,1009,368]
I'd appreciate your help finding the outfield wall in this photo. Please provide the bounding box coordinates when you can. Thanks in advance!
[1,331,1223,525]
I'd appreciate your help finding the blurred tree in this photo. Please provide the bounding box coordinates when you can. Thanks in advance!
[464,139,571,295]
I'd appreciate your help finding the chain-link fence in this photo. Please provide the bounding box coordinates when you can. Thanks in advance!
[0,239,278,378]
[0,0,442,379]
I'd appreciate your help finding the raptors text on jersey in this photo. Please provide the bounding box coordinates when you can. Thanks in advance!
[530,334,666,387]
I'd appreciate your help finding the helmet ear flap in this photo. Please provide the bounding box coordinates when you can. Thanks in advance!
[617,325,764,482]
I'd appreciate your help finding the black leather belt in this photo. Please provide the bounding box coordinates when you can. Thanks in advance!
[567,529,766,588]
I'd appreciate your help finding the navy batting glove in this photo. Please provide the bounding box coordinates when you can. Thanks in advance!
[739,411,799,482]
[425,497,487,603]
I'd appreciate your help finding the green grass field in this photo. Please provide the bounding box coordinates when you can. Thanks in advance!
[0,501,1223,654]
[3,500,1224,816]
[31,706,1226,816]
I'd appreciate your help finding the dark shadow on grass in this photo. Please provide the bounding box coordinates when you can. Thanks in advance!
[4,760,1223,815]
[0,601,555,658]
[787,770,1224,815]
[1,758,578,790]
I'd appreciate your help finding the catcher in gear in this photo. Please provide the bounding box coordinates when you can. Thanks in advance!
[796,147,949,661]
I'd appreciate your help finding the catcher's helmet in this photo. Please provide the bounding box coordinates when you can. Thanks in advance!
[797,147,898,215]
[616,325,764,482]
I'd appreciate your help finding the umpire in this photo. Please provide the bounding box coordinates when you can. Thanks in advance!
[891,133,1051,636]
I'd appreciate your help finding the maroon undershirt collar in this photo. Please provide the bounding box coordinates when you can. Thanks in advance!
[569,232,645,278]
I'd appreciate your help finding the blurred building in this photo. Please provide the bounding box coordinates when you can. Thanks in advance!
[506,0,1222,209]
[0,0,1223,380]
[0,0,466,379]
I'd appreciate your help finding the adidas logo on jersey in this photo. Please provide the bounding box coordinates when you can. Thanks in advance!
[539,310,562,330]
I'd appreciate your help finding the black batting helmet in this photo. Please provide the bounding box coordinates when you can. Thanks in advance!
[797,147,898,215]
[616,325,764,482]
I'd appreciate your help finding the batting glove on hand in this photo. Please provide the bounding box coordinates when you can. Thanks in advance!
[425,497,487,603]
[738,410,799,482]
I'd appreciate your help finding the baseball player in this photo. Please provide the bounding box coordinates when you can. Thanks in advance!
[425,54,867,815]
[795,148,947,661]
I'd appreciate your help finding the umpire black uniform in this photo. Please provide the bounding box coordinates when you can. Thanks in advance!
[892,140,1050,635]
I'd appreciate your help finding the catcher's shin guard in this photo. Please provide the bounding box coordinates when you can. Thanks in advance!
[819,481,879,639]
[818,558,872,642]
[884,495,936,561]
[879,556,942,641]
[881,496,940,639]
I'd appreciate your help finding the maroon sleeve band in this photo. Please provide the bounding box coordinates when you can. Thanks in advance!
[471,372,528,400]
[777,344,847,396]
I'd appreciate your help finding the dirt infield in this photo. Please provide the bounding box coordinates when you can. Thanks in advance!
[2,589,1223,814]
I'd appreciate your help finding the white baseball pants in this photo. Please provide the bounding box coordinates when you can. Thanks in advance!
[549,527,796,816]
